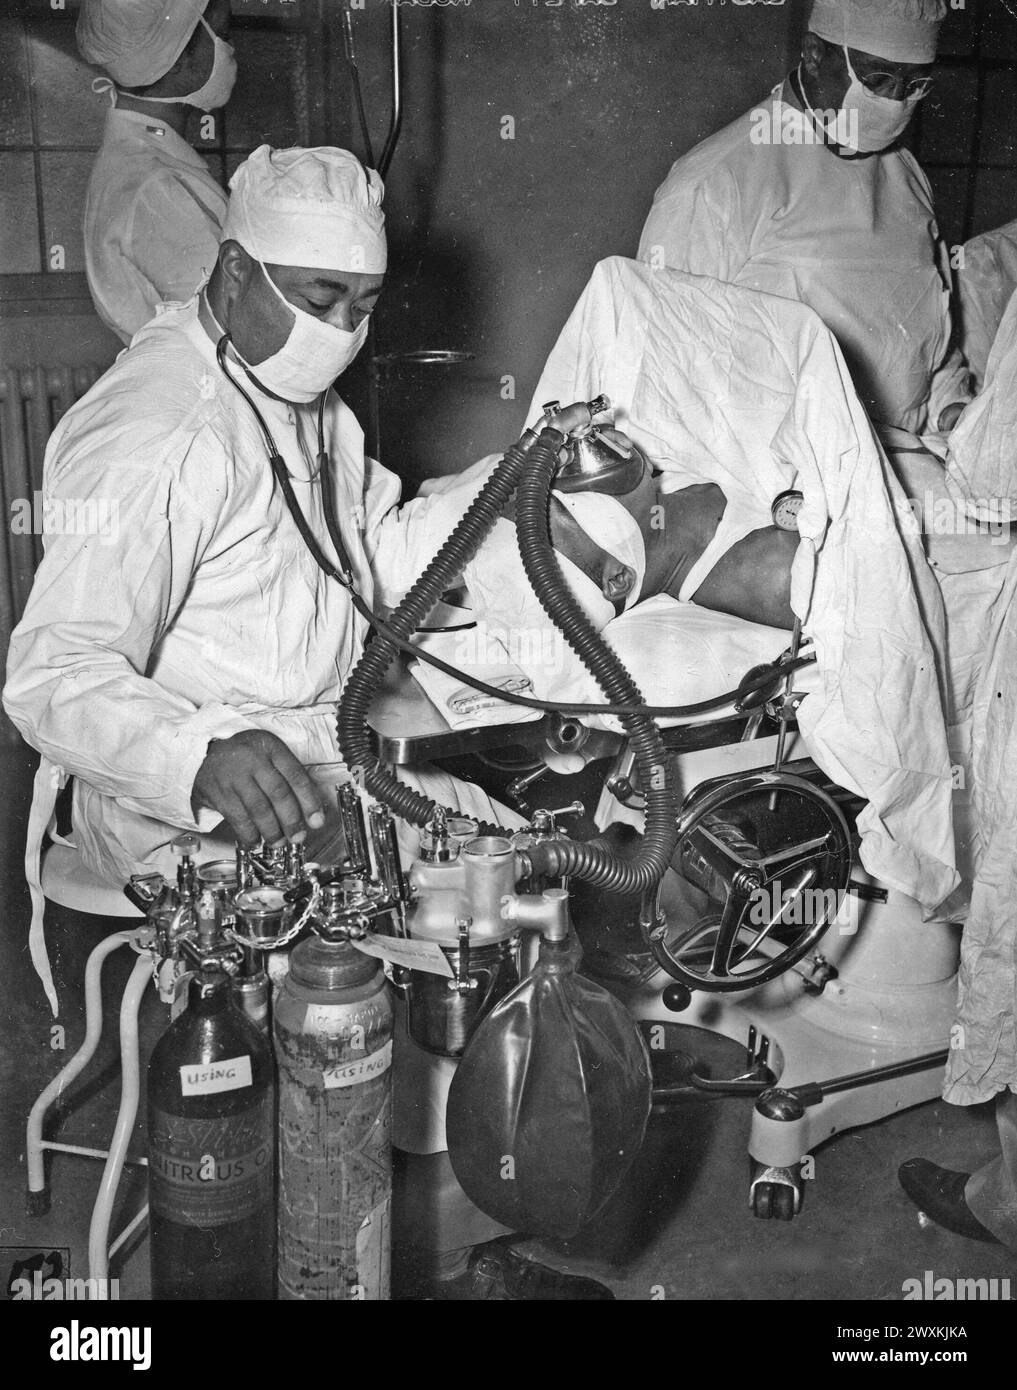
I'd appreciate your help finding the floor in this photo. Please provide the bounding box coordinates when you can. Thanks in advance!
[1,742,1014,1303]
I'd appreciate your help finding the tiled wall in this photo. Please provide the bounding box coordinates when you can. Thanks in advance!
[0,2,318,280]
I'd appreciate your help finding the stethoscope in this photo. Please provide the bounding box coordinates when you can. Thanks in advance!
[215,333,477,641]
[214,332,359,593]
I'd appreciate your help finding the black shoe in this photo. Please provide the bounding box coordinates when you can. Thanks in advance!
[898,1158,1001,1244]
[433,1240,615,1301]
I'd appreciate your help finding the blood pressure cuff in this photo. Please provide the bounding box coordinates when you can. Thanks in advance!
[445,936,652,1240]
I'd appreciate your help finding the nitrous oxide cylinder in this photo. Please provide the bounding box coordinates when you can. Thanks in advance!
[274,927,393,1300]
[147,969,276,1300]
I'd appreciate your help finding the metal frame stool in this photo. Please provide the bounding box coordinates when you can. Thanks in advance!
[25,841,153,1291]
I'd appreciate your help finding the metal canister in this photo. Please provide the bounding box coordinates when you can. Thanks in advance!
[403,835,522,1057]
[274,933,393,1300]
[405,931,520,1057]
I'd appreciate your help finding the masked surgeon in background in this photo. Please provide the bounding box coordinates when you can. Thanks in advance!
[638,0,971,440]
[3,144,617,1302]
[893,282,1017,1259]
[77,0,236,344]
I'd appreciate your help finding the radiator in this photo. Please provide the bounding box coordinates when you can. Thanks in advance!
[0,365,104,739]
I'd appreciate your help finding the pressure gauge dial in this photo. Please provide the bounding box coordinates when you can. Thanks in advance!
[771,489,805,532]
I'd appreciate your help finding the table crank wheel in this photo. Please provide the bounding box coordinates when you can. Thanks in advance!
[646,771,852,993]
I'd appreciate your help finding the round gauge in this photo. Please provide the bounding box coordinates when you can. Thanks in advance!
[771,489,805,532]
[235,887,287,915]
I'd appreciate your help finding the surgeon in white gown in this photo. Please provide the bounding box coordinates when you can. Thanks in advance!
[638,0,970,438]
[895,282,1017,1256]
[77,0,236,344]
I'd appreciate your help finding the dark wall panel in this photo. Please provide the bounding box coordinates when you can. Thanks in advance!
[339,1,805,484]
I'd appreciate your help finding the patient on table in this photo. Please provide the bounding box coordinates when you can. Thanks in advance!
[440,445,1014,735]
[431,463,802,729]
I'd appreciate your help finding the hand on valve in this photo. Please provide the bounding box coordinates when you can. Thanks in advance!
[192,730,327,847]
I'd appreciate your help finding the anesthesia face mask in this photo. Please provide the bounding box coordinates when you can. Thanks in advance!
[540,407,650,497]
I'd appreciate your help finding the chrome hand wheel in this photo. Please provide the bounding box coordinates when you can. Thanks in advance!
[646,771,852,993]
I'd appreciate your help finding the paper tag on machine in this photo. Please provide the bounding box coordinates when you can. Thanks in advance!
[352,932,453,977]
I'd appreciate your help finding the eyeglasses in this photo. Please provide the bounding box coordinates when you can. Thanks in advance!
[857,71,934,100]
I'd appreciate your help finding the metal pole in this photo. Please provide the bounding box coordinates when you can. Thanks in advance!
[87,951,151,1286]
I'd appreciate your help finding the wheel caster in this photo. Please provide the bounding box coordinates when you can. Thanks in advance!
[749,1163,802,1220]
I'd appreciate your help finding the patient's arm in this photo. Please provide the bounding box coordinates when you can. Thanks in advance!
[690,526,798,630]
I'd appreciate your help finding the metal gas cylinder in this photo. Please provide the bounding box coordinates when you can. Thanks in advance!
[274,928,393,1301]
[147,970,276,1300]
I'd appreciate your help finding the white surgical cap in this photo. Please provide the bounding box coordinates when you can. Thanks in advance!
[77,0,205,88]
[553,489,647,612]
[809,0,946,63]
[222,145,387,275]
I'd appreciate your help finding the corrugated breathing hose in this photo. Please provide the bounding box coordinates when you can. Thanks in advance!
[513,449,679,892]
[337,429,553,833]
[336,420,679,893]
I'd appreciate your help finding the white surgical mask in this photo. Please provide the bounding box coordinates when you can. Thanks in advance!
[140,17,237,113]
[231,260,369,404]
[837,46,922,154]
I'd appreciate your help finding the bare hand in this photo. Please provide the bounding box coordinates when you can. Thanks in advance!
[192,730,327,847]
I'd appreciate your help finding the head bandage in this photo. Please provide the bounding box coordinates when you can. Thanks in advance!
[465,519,619,650]
[553,489,647,612]
[222,145,387,275]
[77,0,205,88]
[808,0,946,64]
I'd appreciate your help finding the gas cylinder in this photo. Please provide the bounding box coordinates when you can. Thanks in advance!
[147,970,276,1300]
[274,928,393,1300]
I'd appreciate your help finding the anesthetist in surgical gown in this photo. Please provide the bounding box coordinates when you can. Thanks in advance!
[3,144,614,1303]
[638,0,970,437]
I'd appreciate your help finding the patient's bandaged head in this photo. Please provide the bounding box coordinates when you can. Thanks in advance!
[467,488,646,630]
[553,489,647,613]
[462,491,646,703]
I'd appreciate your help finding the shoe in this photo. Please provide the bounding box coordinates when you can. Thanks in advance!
[432,1239,615,1301]
[898,1158,1001,1244]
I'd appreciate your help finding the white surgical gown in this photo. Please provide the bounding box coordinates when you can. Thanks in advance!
[3,300,509,1017]
[83,109,227,344]
[943,289,1017,1102]
[957,218,1017,392]
[638,86,970,435]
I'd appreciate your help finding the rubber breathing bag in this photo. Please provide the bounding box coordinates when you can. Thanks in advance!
[445,935,653,1240]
